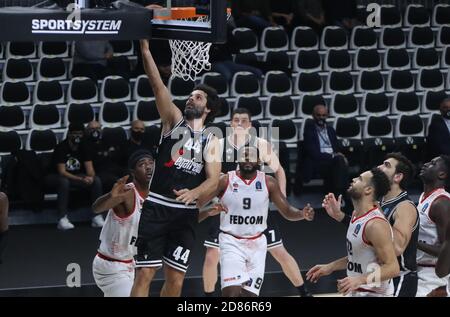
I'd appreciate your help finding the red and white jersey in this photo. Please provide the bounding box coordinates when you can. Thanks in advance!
[346,206,394,296]
[220,170,269,238]
[417,188,450,265]
[98,183,145,261]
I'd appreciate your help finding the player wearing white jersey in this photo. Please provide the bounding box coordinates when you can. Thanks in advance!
[436,222,450,297]
[416,155,450,297]
[92,150,154,297]
[307,168,400,297]
[200,147,314,297]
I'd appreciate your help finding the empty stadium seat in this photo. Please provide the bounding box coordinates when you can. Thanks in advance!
[380,5,402,27]
[3,58,33,81]
[230,72,260,97]
[408,26,434,48]
[29,103,61,129]
[232,28,258,53]
[357,70,385,93]
[361,92,390,116]
[326,71,354,94]
[133,99,160,126]
[297,94,325,118]
[101,127,128,148]
[417,68,445,91]
[266,95,295,119]
[442,46,450,68]
[37,57,67,80]
[0,130,22,155]
[110,40,134,56]
[260,26,289,51]
[413,47,440,69]
[404,4,430,27]
[324,49,352,71]
[321,26,348,50]
[68,77,98,103]
[387,69,414,92]
[99,101,130,127]
[133,74,155,100]
[329,93,359,118]
[100,75,131,102]
[26,129,58,152]
[34,80,64,104]
[437,26,450,47]
[214,98,230,122]
[234,96,264,120]
[290,26,318,50]
[0,105,26,130]
[201,72,228,97]
[421,90,448,113]
[392,91,420,115]
[0,81,30,106]
[294,72,323,95]
[6,41,36,58]
[384,48,410,70]
[270,119,298,144]
[64,103,95,126]
[432,4,450,27]
[350,26,377,49]
[294,49,321,73]
[380,27,406,49]
[354,48,381,70]
[264,51,291,72]
[38,41,69,58]
[262,71,291,96]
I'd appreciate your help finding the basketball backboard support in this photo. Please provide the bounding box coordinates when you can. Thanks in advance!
[0,0,227,43]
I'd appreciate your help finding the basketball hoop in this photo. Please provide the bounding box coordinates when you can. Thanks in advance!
[153,7,231,81]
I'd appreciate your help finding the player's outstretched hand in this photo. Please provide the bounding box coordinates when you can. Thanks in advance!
[306,264,333,283]
[208,203,228,217]
[174,188,198,206]
[337,276,364,296]
[302,203,314,221]
[111,175,131,198]
[322,193,344,222]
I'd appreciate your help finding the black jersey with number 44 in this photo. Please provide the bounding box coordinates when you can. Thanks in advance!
[148,119,214,209]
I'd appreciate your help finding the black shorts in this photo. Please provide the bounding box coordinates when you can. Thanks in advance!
[204,210,284,250]
[264,211,283,250]
[393,271,418,297]
[134,200,199,273]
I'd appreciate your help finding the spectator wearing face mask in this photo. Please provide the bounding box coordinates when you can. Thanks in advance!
[85,121,127,193]
[427,97,450,159]
[49,122,104,230]
[299,104,350,205]
[121,120,153,167]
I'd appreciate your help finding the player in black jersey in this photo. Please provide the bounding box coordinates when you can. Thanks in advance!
[201,108,312,297]
[323,152,419,296]
[131,40,221,297]
[0,191,8,264]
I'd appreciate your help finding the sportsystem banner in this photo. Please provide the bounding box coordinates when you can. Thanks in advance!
[0,1,152,41]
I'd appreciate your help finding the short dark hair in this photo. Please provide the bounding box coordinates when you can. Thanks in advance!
[385,152,415,190]
[370,167,391,200]
[193,84,220,124]
[231,107,252,120]
[68,122,85,132]
[128,150,154,170]
[440,155,450,190]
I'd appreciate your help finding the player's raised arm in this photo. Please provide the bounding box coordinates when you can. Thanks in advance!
[140,39,182,132]
[258,138,287,196]
[266,175,314,221]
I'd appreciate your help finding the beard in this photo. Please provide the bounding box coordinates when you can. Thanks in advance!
[347,186,362,200]
[184,106,204,120]
[239,163,259,174]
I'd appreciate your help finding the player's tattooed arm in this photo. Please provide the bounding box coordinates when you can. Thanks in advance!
[266,175,314,221]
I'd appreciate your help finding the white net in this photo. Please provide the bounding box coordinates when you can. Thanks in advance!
[169,13,230,81]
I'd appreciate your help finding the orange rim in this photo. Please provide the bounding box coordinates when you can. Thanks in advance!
[153,7,231,20]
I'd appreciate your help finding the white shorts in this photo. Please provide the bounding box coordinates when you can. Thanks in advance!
[416,266,449,297]
[219,232,267,296]
[92,255,135,297]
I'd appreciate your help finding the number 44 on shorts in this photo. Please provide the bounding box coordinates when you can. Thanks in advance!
[172,246,190,264]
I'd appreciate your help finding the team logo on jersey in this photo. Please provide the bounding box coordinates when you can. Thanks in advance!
[65,157,81,172]
[255,181,262,191]
[421,203,429,213]
[353,223,362,237]
[233,182,239,192]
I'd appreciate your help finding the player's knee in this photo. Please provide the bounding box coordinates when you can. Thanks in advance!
[135,267,156,284]
[165,270,185,290]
